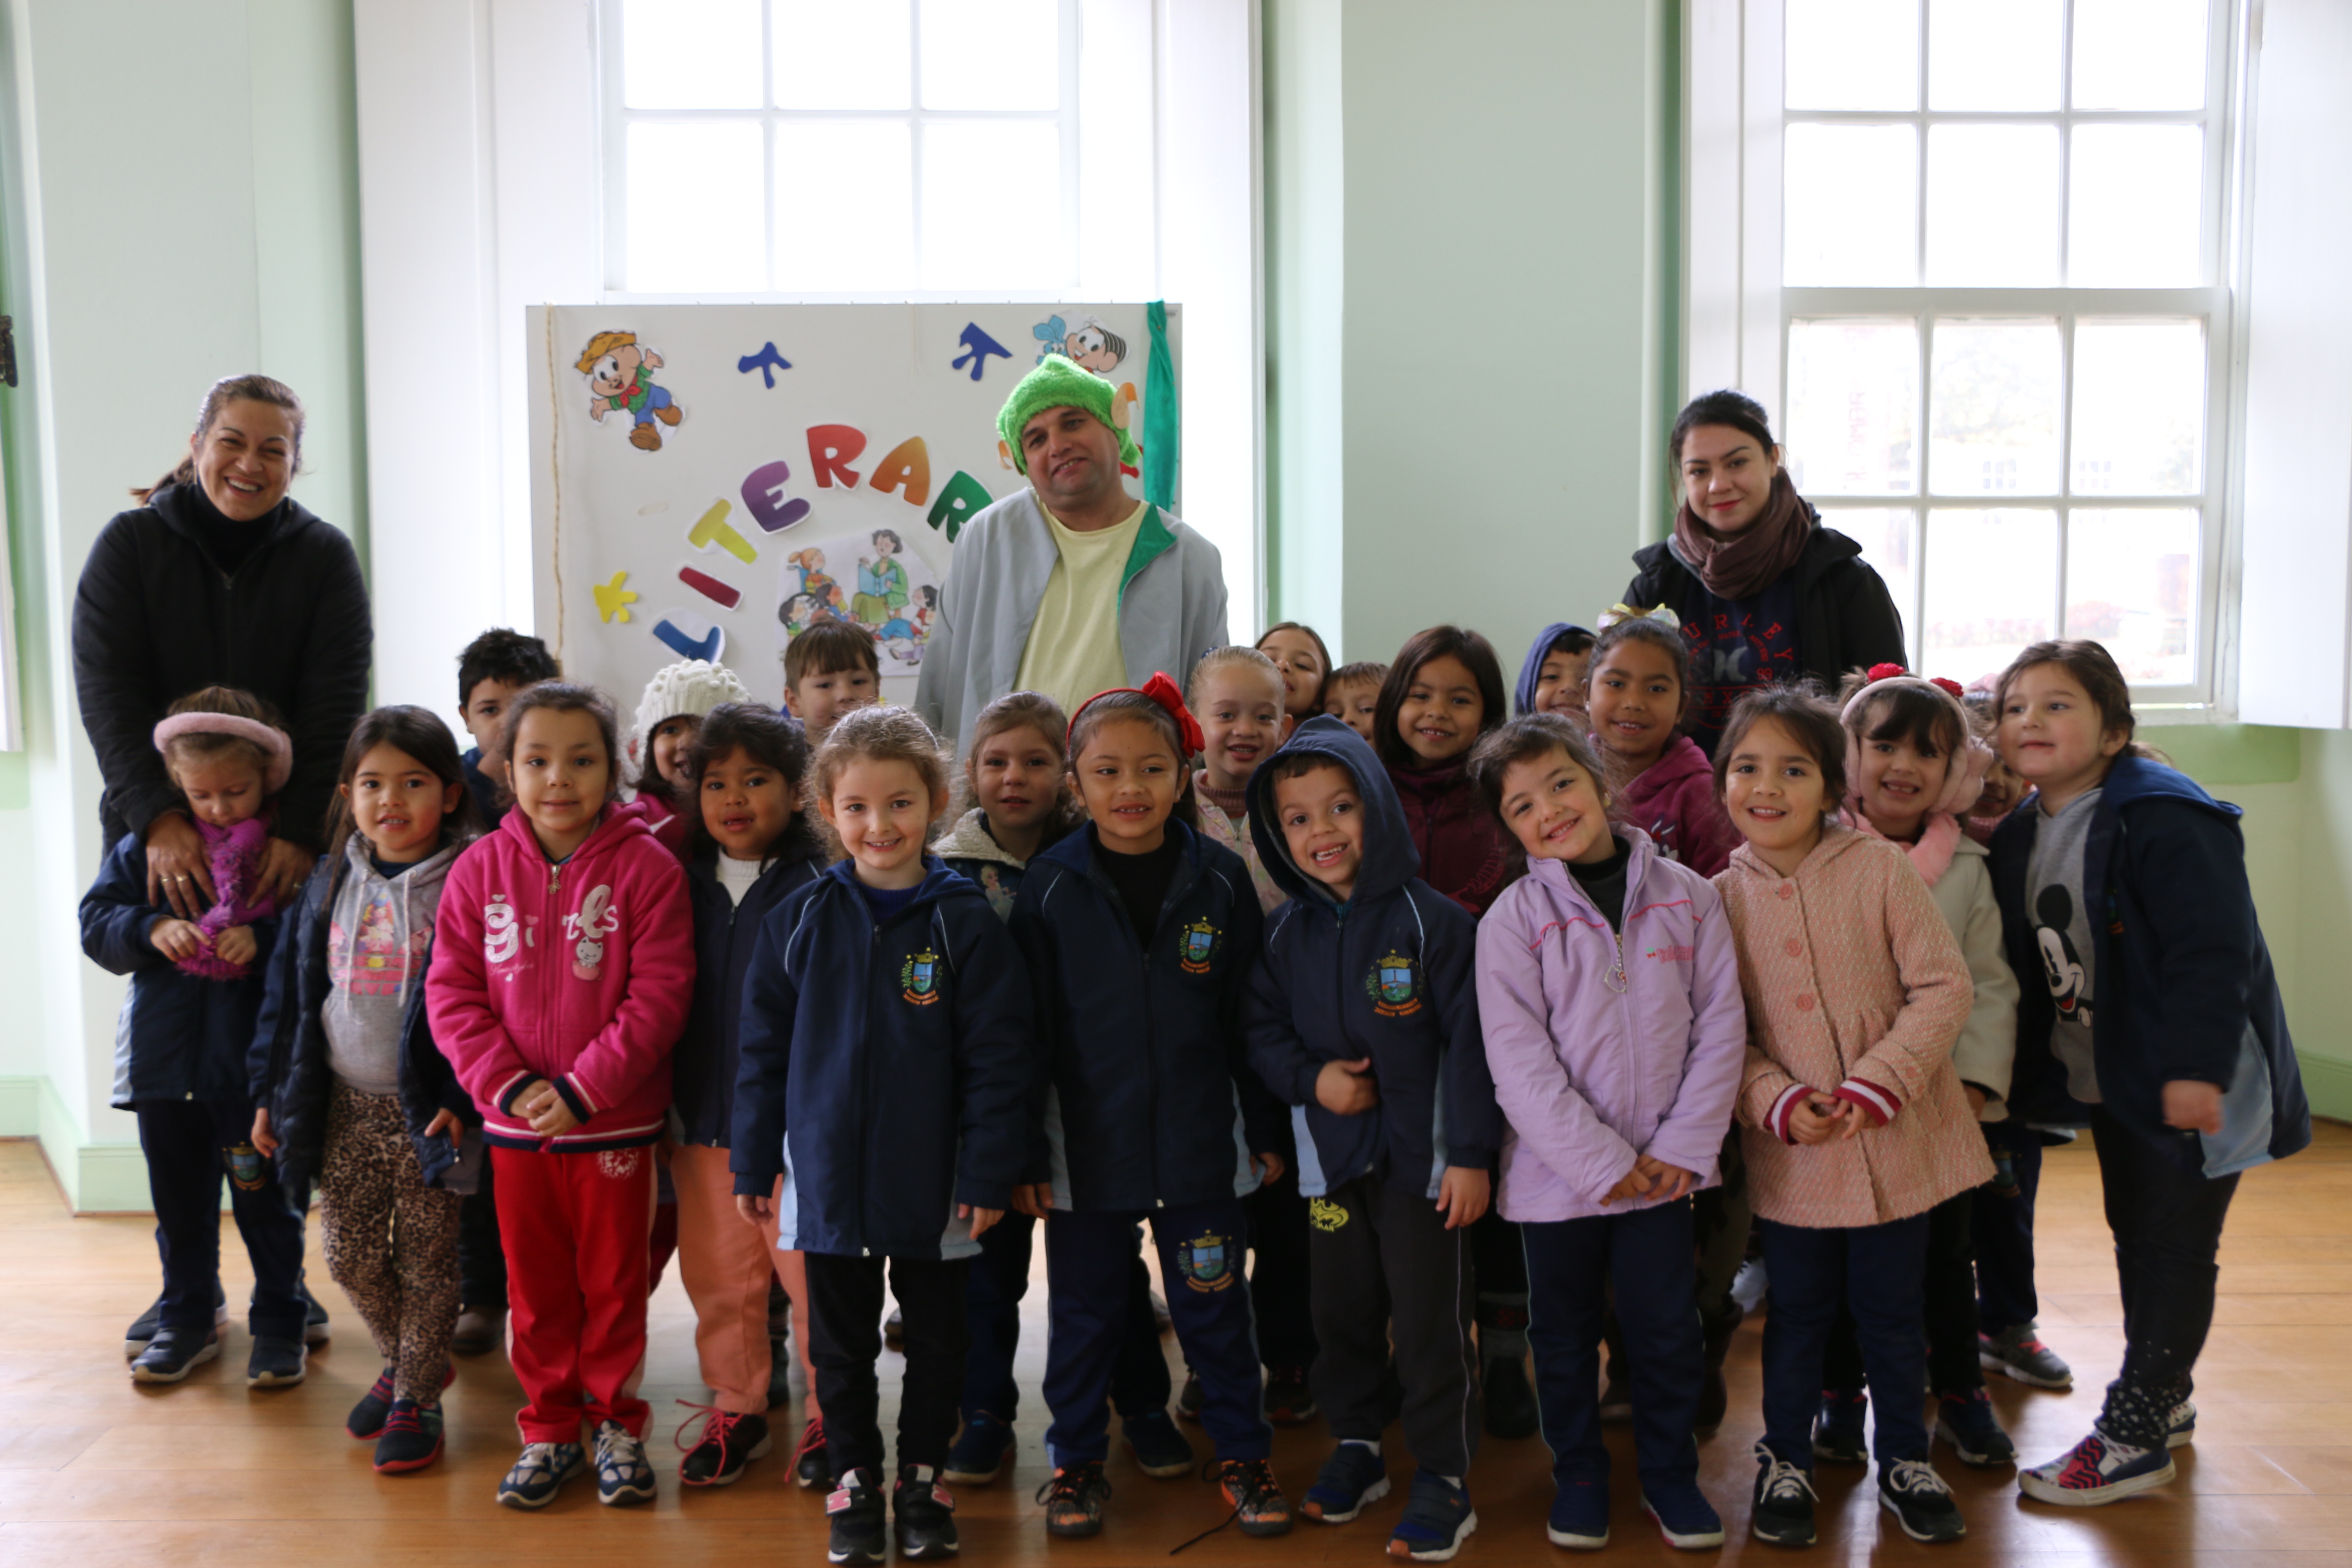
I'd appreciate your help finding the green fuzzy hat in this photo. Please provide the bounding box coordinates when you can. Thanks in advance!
[996,354,1141,477]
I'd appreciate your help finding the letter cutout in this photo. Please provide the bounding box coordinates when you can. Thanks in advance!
[652,613,724,664]
[807,424,867,489]
[686,499,757,564]
[592,570,639,624]
[741,459,810,532]
[868,436,931,506]
[737,341,792,388]
[678,566,741,609]
[952,321,1013,381]
[926,470,993,544]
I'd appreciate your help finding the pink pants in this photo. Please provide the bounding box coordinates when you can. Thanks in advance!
[670,1143,819,1419]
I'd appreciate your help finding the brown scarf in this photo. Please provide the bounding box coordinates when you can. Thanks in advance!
[1671,471,1816,601]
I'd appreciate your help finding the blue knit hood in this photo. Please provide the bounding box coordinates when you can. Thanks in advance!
[1246,715,1419,907]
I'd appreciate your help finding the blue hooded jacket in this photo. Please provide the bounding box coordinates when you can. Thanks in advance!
[675,841,825,1148]
[1513,622,1594,717]
[81,830,282,1108]
[1243,717,1503,1199]
[1010,819,1283,1212]
[732,857,1036,1260]
[1989,754,2309,1176]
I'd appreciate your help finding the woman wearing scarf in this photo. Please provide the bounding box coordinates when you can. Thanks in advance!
[1620,390,1905,754]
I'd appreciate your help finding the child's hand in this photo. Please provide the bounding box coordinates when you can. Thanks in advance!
[423,1109,464,1143]
[2163,1079,2224,1135]
[516,1081,581,1137]
[1011,1183,1056,1219]
[1634,1155,1699,1204]
[1435,1166,1490,1229]
[150,918,203,962]
[1599,1160,1653,1206]
[960,1204,1005,1239]
[1314,1057,1381,1116]
[1788,1096,1850,1145]
[1253,1152,1287,1187]
[214,925,257,967]
[250,1107,279,1158]
[737,1193,773,1227]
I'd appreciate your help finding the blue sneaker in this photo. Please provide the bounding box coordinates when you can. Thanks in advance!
[1389,1470,1477,1562]
[1547,1475,1610,1550]
[1935,1388,2017,1467]
[2166,1399,2197,1449]
[1813,1388,1867,1463]
[497,1441,588,1509]
[1302,1442,1390,1523]
[1120,1408,1194,1479]
[2018,1428,2176,1507]
[943,1412,1013,1486]
[1642,1482,1724,1550]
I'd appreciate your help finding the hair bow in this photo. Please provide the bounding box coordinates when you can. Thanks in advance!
[1599,602,1679,631]
[1069,671,1207,756]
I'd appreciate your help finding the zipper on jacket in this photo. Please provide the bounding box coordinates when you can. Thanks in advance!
[540,859,563,1122]
[858,916,880,1255]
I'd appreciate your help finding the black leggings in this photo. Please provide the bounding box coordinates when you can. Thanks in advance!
[2092,1110,2239,1448]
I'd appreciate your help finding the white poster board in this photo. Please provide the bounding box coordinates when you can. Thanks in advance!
[524,303,1178,712]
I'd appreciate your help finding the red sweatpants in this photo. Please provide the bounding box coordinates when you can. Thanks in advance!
[493,1144,657,1443]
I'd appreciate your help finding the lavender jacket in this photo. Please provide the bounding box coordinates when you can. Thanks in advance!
[1475,831,1749,1222]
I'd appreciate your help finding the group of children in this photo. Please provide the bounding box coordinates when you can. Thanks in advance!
[84,601,2307,1560]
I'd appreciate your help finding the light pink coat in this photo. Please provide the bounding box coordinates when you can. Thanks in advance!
[1714,823,1993,1229]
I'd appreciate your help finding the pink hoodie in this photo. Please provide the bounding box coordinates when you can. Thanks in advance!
[1612,735,1741,879]
[426,801,695,1152]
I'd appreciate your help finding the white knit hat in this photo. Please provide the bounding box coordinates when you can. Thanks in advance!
[628,659,753,781]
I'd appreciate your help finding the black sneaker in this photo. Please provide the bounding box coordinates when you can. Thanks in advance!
[679,1408,771,1487]
[1813,1388,1868,1463]
[124,1285,227,1357]
[827,1467,888,1565]
[1263,1365,1317,1425]
[1935,1389,2017,1468]
[1121,1408,1194,1479]
[943,1412,1013,1486]
[593,1419,656,1506]
[1211,1456,1294,1537]
[1037,1460,1112,1538]
[348,1367,398,1439]
[1482,1352,1539,1439]
[130,1325,221,1383]
[498,1441,587,1508]
[373,1400,445,1474]
[893,1464,960,1559]
[1176,1369,1205,1423]
[1878,1457,1966,1542]
[245,1334,307,1388]
[1301,1442,1390,1523]
[794,1416,832,1489]
[1750,1444,1819,1547]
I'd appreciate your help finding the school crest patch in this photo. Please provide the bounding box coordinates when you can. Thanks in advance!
[1309,1197,1350,1233]
[901,947,941,1005]
[1178,918,1222,975]
[1365,950,1423,1017]
[1175,1232,1236,1292]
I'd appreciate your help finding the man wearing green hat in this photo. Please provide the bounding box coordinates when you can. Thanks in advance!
[916,354,1229,747]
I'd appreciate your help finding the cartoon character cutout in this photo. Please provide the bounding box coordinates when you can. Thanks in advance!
[788,548,845,613]
[2033,884,2094,1030]
[1063,315,1127,374]
[577,330,681,452]
[566,883,620,980]
[779,591,835,637]
[853,529,912,626]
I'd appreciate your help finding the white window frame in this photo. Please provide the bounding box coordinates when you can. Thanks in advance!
[1686,0,2249,715]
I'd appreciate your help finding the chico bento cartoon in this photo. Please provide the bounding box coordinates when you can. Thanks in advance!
[578,330,682,451]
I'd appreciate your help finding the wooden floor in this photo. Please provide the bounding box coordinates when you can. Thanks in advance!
[4,1128,2352,1566]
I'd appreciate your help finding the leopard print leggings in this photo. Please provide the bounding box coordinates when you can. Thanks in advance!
[318,1081,462,1403]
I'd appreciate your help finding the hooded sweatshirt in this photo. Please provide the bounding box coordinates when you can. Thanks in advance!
[1613,735,1742,879]
[323,836,457,1093]
[426,802,695,1153]
[932,807,1040,920]
[675,838,826,1148]
[1242,717,1502,1200]
[1387,760,1516,918]
[1513,622,1594,716]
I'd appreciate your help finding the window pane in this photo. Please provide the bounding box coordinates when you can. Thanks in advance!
[1929,320,2062,495]
[2074,0,2206,109]
[1923,509,2057,680]
[2067,509,2198,683]
[2070,126,2203,287]
[1928,0,2061,110]
[623,0,763,109]
[920,121,1063,290]
[1822,509,1918,653]
[627,121,765,291]
[1786,321,1920,496]
[1785,0,1917,110]
[774,0,910,109]
[2072,322,2205,495]
[775,122,914,291]
[1784,125,1917,287]
[1926,125,2058,287]
[922,0,1060,110]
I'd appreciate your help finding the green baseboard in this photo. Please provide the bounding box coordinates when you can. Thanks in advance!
[15,1075,151,1213]
[2299,1052,2352,1124]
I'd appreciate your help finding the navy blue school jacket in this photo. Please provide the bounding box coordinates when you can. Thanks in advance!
[1009,818,1284,1213]
[1989,754,2309,1176]
[676,841,824,1148]
[731,857,1036,1260]
[246,841,473,1195]
[1243,717,1504,1199]
[81,830,282,1108]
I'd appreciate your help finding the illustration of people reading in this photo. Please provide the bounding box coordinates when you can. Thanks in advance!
[787,548,845,613]
[852,529,912,627]
[2034,884,2094,1031]
[779,591,834,637]
[577,330,681,451]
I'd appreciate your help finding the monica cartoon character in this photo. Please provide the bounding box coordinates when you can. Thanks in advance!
[1064,315,1127,374]
[2033,884,2094,1030]
[853,529,912,628]
[577,330,681,451]
[788,548,844,613]
[779,591,833,637]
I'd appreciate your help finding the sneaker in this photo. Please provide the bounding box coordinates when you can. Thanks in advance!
[593,1419,655,1507]
[299,1282,331,1346]
[1935,1389,2017,1467]
[124,1285,227,1357]
[1750,1444,1819,1547]
[827,1467,888,1565]
[1176,1369,1204,1423]
[1389,1470,1477,1562]
[1546,1476,1609,1550]
[1036,1459,1112,1538]
[1481,1353,1539,1440]
[678,1408,771,1487]
[245,1334,307,1388]
[2166,1399,2197,1449]
[1211,1456,1293,1537]
[1121,1409,1194,1479]
[1301,1442,1390,1523]
[130,1325,221,1383]
[1878,1457,1966,1542]
[348,1368,399,1439]
[1264,1365,1317,1425]
[373,1400,446,1474]
[497,1441,587,1509]
[943,1412,1013,1486]
[1813,1388,1868,1464]
[1642,1482,1725,1550]
[883,1305,905,1349]
[1979,1323,2073,1390]
[892,1464,959,1559]
[794,1417,831,1489]
[451,1304,505,1357]
[2018,1428,2177,1507]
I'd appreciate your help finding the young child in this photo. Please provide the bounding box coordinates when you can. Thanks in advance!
[1257,621,1333,724]
[669,702,830,1489]
[1586,611,1741,879]
[83,688,306,1387]
[1513,623,1596,720]
[1470,714,1744,1552]
[1323,661,1388,743]
[1011,677,1293,1543]
[1960,684,2027,846]
[454,628,559,830]
[1813,666,2020,1472]
[426,682,695,1511]
[783,616,882,742]
[931,693,1193,1489]
[1991,641,2309,1507]
[733,706,1035,1566]
[1245,716,1501,1562]
[1711,685,1987,1548]
[249,705,484,1470]
[1191,647,1295,913]
[625,657,753,855]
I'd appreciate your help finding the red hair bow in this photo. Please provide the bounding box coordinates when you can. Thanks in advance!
[1069,671,1207,756]
[1866,662,1908,683]
[1929,676,1965,699]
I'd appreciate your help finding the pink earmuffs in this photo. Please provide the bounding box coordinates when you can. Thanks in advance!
[1839,663,1990,818]
[152,712,293,794]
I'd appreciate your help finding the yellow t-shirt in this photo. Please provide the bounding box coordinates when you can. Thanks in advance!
[1014,500,1148,716]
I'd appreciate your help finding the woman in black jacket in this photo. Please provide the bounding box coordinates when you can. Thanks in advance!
[1621,390,1904,755]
